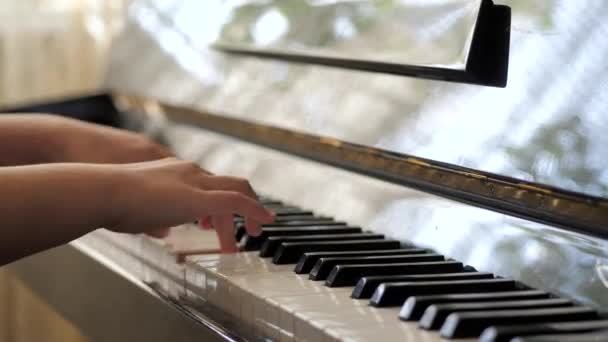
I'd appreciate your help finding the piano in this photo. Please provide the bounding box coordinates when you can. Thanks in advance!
[4,0,608,341]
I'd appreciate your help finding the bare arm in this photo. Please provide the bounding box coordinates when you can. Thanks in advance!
[0,159,275,266]
[0,164,119,263]
[0,114,66,166]
[0,113,172,166]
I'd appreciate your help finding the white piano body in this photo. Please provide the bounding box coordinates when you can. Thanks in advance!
[8,0,608,341]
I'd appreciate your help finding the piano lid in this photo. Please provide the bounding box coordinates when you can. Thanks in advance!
[213,0,483,70]
[212,0,510,87]
[106,0,608,200]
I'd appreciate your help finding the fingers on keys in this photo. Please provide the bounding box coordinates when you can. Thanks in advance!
[212,214,239,253]
[198,190,276,252]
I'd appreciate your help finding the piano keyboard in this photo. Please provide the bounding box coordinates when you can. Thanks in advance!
[176,198,608,342]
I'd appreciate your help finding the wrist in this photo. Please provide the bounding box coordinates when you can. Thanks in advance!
[98,167,133,230]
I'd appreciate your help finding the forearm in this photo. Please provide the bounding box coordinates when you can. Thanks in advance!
[0,114,67,166]
[0,164,120,265]
[0,113,173,166]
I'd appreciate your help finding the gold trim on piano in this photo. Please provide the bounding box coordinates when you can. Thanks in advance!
[114,94,608,240]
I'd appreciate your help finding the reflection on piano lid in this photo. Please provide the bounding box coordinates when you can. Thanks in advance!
[117,94,608,240]
[107,0,608,201]
[213,0,511,87]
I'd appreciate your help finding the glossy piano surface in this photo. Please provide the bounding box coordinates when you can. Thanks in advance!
[212,0,482,69]
[107,0,608,199]
[102,0,608,313]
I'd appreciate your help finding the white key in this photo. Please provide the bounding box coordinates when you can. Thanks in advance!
[182,242,457,342]
[165,225,221,261]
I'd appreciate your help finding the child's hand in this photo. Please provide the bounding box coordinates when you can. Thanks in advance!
[39,114,218,239]
[0,159,271,264]
[110,158,275,253]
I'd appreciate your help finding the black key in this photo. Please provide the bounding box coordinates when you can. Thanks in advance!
[511,330,608,342]
[295,249,429,274]
[400,290,549,321]
[353,272,494,299]
[273,239,401,264]
[235,226,247,243]
[440,307,598,338]
[370,278,518,307]
[257,220,344,228]
[260,203,296,208]
[240,207,314,216]
[420,298,572,330]
[247,219,347,228]
[260,226,362,237]
[326,261,463,287]
[274,215,330,221]
[235,220,344,241]
[480,320,608,342]
[272,209,314,216]
[237,220,339,243]
[260,200,283,206]
[262,203,294,209]
[260,233,384,258]
[309,254,445,281]
[235,215,330,223]
[242,226,362,251]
